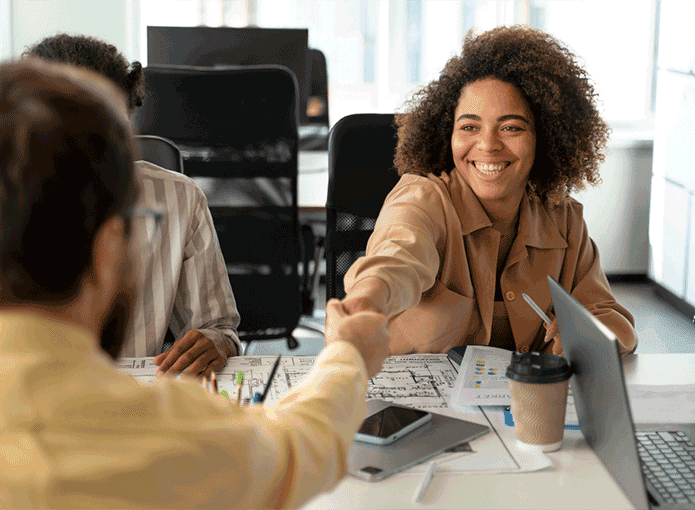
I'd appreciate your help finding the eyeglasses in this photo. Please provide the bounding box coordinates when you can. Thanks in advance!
[121,207,165,245]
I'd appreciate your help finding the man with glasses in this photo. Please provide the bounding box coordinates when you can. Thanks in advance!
[24,33,240,378]
[0,58,390,508]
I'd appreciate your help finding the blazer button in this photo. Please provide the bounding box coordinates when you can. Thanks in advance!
[505,291,515,301]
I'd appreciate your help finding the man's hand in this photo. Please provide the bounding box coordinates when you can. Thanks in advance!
[543,320,563,356]
[325,298,390,378]
[153,330,230,378]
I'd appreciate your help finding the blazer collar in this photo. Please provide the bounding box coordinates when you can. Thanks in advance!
[444,170,568,250]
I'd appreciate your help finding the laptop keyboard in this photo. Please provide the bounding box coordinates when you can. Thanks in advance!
[637,431,695,504]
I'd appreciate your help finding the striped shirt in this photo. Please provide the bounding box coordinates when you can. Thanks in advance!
[121,160,240,360]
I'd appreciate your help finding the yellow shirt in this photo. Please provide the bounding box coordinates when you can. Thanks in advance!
[345,171,638,356]
[0,311,367,509]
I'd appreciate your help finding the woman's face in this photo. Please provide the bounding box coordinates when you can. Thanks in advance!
[451,78,536,207]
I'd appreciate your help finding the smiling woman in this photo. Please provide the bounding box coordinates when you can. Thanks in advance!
[451,78,536,214]
[341,26,638,358]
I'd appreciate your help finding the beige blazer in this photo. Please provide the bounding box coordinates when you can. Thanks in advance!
[344,170,638,356]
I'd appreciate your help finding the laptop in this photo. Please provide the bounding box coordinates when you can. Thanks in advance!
[548,275,695,509]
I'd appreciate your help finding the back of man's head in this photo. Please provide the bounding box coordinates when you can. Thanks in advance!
[0,59,137,304]
[24,33,145,111]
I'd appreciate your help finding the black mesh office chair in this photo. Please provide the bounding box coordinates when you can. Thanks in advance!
[135,135,184,173]
[325,114,401,300]
[135,64,303,350]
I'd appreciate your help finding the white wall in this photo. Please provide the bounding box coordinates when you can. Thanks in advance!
[573,138,653,275]
[10,0,137,61]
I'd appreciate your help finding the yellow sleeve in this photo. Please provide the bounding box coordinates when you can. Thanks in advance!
[46,342,368,510]
[164,341,369,510]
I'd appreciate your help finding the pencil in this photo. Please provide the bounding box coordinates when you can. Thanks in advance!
[259,355,282,403]
[413,461,438,504]
[235,371,244,404]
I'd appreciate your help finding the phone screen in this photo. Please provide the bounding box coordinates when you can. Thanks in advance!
[357,406,430,438]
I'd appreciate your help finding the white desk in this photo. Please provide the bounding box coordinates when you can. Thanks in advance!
[301,354,695,510]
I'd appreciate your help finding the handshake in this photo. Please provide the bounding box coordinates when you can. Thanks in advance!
[324,298,391,378]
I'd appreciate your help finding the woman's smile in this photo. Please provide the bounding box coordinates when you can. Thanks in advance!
[469,160,511,175]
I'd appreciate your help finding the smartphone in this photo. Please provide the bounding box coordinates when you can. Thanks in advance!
[354,405,432,445]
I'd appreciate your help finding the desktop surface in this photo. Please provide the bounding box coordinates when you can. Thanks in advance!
[299,353,695,510]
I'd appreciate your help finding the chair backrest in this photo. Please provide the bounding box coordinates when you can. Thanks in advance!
[135,64,302,344]
[135,135,184,173]
[326,113,401,300]
[306,48,329,126]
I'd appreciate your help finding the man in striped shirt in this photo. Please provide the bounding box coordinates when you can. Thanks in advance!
[25,34,241,377]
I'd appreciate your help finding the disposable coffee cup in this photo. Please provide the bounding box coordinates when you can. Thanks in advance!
[506,351,573,452]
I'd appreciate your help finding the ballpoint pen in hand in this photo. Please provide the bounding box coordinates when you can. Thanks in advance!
[521,292,552,325]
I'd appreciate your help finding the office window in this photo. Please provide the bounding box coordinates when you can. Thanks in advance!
[362,0,377,83]
[532,0,657,125]
[407,0,423,84]
[0,0,12,61]
[140,0,657,127]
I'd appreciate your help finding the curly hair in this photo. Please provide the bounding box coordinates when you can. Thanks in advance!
[23,33,145,111]
[395,26,609,202]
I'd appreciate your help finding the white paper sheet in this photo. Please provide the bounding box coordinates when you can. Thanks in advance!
[627,384,695,423]
[450,345,513,407]
[118,354,459,408]
[401,405,552,475]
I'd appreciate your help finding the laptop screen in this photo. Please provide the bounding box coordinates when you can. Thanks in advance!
[548,276,649,510]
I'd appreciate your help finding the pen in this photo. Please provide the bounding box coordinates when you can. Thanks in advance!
[413,460,438,504]
[521,292,552,325]
[259,355,282,404]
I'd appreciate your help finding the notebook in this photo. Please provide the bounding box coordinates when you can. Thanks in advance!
[548,275,695,509]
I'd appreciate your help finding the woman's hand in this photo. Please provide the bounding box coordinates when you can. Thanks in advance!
[543,320,563,356]
[341,295,384,315]
[325,299,390,378]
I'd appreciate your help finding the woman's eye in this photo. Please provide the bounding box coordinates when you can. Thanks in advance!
[502,125,523,132]
[460,125,477,131]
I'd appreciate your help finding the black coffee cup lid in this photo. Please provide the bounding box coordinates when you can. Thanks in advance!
[505,351,572,384]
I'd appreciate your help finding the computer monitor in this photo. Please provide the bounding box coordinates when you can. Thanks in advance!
[147,26,309,123]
